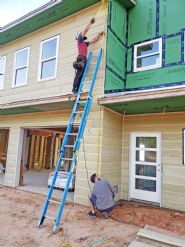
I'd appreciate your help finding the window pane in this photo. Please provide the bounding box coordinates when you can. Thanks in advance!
[0,57,5,73]
[136,137,157,148]
[16,49,28,68]
[136,164,156,177]
[42,38,57,60]
[137,41,159,56]
[137,54,160,68]
[135,178,156,192]
[136,150,157,163]
[41,59,56,79]
[0,75,4,88]
[15,68,27,85]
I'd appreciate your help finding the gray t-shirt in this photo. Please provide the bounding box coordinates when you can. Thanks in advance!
[92,179,115,210]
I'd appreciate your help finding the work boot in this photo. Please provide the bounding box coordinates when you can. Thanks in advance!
[102,212,110,219]
[88,211,97,217]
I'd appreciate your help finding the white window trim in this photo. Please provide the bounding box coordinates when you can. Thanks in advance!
[0,56,6,90]
[134,38,162,72]
[38,35,59,82]
[12,47,30,88]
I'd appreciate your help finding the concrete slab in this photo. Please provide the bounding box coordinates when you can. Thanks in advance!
[18,169,74,202]
[138,228,185,247]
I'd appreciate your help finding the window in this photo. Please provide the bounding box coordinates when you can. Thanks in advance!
[39,36,59,81]
[13,47,30,87]
[0,56,6,90]
[134,38,162,72]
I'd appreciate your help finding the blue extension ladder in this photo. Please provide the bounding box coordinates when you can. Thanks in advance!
[38,48,102,232]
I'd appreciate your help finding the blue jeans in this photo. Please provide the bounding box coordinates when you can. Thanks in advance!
[90,194,115,212]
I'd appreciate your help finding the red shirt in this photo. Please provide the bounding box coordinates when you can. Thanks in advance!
[77,32,89,57]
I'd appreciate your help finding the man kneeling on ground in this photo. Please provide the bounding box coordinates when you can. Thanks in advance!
[88,173,116,218]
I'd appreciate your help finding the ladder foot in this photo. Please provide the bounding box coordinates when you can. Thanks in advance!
[53,225,59,233]
[38,216,45,228]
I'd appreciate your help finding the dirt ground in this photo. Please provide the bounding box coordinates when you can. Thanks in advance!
[0,187,185,247]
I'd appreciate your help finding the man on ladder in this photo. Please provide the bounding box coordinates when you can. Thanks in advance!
[72,18,104,93]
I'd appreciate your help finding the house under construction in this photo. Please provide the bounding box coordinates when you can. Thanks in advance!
[0,0,185,212]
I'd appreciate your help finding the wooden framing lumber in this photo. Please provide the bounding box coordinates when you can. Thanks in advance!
[28,135,36,170]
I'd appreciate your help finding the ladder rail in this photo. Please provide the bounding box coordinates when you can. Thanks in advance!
[53,49,103,232]
[38,49,102,232]
[38,52,92,227]
[73,49,103,152]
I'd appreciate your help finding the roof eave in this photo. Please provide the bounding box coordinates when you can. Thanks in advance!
[0,0,62,32]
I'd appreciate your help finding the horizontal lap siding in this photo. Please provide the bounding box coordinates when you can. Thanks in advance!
[101,109,123,198]
[122,113,185,211]
[1,3,107,206]
[0,2,106,104]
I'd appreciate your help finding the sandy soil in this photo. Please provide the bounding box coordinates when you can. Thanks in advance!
[112,201,185,235]
[0,187,185,247]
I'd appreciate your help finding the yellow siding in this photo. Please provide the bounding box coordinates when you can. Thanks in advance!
[0,2,109,206]
[4,127,23,187]
[0,2,107,104]
[122,112,185,211]
[101,108,123,199]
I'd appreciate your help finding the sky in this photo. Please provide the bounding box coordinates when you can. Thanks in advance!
[0,0,50,27]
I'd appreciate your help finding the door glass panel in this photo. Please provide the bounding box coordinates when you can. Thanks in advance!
[135,178,156,192]
[136,137,156,148]
[136,164,156,177]
[136,150,156,162]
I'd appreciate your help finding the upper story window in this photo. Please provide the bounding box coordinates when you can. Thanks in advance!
[12,47,30,87]
[0,56,6,90]
[38,36,59,81]
[134,38,162,72]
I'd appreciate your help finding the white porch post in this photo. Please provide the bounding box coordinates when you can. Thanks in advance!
[4,127,24,187]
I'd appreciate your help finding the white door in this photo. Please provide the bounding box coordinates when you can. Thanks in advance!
[129,133,161,204]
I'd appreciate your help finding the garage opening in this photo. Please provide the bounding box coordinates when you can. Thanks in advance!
[0,129,9,185]
[19,127,77,201]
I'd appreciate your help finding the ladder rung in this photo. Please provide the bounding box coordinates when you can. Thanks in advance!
[67,133,77,136]
[84,80,91,83]
[74,111,84,114]
[78,100,87,104]
[72,122,80,125]
[49,199,61,205]
[45,215,55,220]
[65,145,74,148]
[62,158,73,161]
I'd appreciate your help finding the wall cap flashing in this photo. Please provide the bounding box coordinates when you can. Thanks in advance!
[98,86,185,105]
[0,92,88,110]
